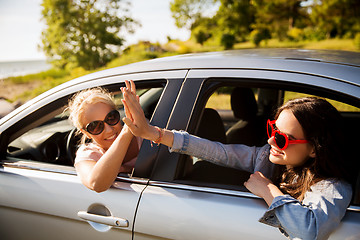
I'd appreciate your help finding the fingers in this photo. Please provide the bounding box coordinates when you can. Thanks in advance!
[123,117,139,136]
[130,80,136,94]
[123,90,142,115]
[121,80,148,134]
[121,99,133,122]
[124,80,136,95]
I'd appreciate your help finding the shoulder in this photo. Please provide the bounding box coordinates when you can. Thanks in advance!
[75,143,105,164]
[312,179,352,194]
[77,142,105,153]
[306,178,353,204]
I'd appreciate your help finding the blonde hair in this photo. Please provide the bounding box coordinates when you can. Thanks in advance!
[67,87,116,143]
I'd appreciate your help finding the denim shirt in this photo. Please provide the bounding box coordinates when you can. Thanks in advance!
[169,130,353,240]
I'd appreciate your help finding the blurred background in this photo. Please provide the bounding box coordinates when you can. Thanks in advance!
[0,0,359,111]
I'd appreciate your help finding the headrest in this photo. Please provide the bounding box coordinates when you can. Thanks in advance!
[231,87,258,120]
[197,108,226,143]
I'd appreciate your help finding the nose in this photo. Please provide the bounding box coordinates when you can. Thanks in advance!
[103,122,114,133]
[267,136,276,146]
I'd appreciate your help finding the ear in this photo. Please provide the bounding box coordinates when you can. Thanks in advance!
[309,146,316,158]
[80,129,92,141]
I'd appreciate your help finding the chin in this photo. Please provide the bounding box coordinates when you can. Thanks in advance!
[269,155,285,165]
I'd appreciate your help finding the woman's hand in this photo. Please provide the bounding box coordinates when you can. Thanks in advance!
[121,80,156,140]
[121,80,175,148]
[244,171,284,206]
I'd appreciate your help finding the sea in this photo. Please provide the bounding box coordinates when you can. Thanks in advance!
[0,59,52,79]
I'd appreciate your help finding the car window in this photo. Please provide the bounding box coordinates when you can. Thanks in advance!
[177,82,360,206]
[6,85,164,171]
[284,91,360,112]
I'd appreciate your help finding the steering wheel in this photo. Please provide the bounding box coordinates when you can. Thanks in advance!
[66,127,80,164]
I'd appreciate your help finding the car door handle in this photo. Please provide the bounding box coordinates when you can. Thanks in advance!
[77,211,129,227]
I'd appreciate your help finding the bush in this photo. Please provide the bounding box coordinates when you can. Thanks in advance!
[287,28,304,41]
[355,33,360,50]
[195,30,212,45]
[221,34,236,50]
[250,29,270,47]
[250,30,262,47]
[303,27,327,41]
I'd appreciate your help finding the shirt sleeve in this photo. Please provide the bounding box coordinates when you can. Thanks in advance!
[74,144,103,165]
[169,130,273,177]
[260,179,353,240]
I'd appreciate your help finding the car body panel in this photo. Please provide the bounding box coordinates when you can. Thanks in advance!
[185,69,360,100]
[0,165,147,240]
[134,183,280,240]
[135,182,360,240]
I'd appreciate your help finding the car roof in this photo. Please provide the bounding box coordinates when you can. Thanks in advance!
[74,48,360,87]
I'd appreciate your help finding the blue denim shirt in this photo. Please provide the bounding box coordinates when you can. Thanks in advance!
[169,130,353,240]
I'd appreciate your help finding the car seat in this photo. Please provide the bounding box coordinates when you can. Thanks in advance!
[196,108,227,143]
[226,87,263,146]
[184,108,250,187]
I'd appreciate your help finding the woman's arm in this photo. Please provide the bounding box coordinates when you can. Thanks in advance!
[121,80,273,175]
[244,171,284,206]
[260,180,352,240]
[75,125,134,193]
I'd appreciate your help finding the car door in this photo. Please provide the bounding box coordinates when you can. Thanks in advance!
[0,165,146,240]
[0,70,187,240]
[133,74,282,239]
[133,69,360,239]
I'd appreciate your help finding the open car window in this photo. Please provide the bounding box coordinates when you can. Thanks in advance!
[6,85,165,171]
[176,81,360,206]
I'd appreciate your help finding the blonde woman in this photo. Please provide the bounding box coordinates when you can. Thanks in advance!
[68,87,141,192]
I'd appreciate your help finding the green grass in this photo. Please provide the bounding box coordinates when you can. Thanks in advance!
[284,92,360,112]
[206,91,360,112]
[206,93,231,110]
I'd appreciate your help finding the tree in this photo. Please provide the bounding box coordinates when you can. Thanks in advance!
[215,0,255,42]
[310,0,360,38]
[170,0,217,30]
[40,0,138,70]
[251,0,305,40]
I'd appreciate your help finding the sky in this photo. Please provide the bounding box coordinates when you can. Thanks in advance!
[0,0,190,62]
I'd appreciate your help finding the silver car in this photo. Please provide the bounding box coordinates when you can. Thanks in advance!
[1,49,359,239]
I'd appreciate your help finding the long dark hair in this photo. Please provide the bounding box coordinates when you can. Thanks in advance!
[275,97,348,200]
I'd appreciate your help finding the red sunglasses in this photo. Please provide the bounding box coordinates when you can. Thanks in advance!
[267,119,309,150]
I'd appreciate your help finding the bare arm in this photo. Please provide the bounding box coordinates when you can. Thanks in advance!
[75,125,134,193]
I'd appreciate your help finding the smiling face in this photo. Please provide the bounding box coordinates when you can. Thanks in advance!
[267,109,315,168]
[80,102,122,150]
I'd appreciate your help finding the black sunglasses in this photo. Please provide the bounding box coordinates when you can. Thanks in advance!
[84,110,120,135]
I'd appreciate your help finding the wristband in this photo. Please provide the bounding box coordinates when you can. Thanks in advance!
[151,126,164,147]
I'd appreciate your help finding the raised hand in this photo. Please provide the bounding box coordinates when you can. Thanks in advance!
[121,80,153,139]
